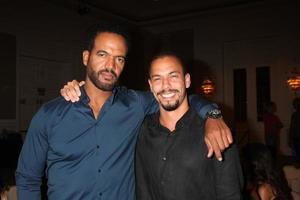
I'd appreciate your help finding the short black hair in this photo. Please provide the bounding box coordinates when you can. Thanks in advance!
[148,51,188,78]
[84,22,131,52]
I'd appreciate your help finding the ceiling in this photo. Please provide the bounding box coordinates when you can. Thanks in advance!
[53,0,263,23]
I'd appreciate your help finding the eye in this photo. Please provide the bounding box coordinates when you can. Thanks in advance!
[97,52,107,57]
[116,57,125,64]
[151,77,161,82]
[170,74,179,79]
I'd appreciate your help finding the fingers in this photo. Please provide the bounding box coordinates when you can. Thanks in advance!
[205,118,231,161]
[60,80,83,102]
[71,80,82,98]
[220,119,233,148]
[226,127,233,144]
[209,136,223,161]
[60,87,70,101]
[67,81,80,102]
[221,127,230,148]
[79,81,85,87]
[205,138,213,158]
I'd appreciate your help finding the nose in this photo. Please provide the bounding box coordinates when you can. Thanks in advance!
[106,56,116,71]
[161,77,171,89]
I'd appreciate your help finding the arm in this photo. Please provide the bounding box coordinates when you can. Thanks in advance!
[189,95,233,161]
[60,81,233,160]
[215,144,243,199]
[60,80,159,114]
[15,108,48,200]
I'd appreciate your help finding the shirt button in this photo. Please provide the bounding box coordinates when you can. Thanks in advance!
[98,169,101,173]
[99,192,102,196]
[161,181,165,185]
[162,156,167,161]
[96,145,100,149]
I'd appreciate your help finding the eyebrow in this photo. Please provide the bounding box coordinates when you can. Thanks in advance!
[96,50,126,59]
[150,70,181,78]
[169,71,180,75]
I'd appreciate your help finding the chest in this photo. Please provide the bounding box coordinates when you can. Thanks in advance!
[47,102,145,160]
[142,126,209,174]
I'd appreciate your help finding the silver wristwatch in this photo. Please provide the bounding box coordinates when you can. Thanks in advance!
[206,109,222,119]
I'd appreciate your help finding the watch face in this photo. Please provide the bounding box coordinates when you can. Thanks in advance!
[207,109,222,119]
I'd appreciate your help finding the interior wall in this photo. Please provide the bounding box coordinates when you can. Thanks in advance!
[0,0,135,131]
[142,1,300,154]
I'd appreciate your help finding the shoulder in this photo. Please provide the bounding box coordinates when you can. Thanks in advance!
[115,86,141,102]
[258,183,276,200]
[141,113,158,129]
[138,113,158,138]
[39,96,71,114]
[26,96,72,134]
[115,86,151,99]
[32,96,73,125]
[114,86,153,108]
[115,86,138,97]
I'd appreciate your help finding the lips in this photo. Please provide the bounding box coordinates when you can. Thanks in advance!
[100,70,117,81]
[157,89,178,99]
[161,92,175,98]
[102,72,115,79]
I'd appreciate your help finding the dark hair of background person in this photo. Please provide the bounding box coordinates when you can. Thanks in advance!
[0,168,15,196]
[264,101,276,113]
[241,143,292,200]
[83,22,132,53]
[293,97,300,110]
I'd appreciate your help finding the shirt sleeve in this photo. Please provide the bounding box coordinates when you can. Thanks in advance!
[214,144,243,199]
[188,94,218,119]
[137,91,218,118]
[15,107,49,200]
[135,90,158,115]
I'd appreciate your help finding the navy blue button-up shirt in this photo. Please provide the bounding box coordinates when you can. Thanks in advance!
[16,86,215,200]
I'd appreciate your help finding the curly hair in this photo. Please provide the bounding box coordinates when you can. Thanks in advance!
[0,168,15,195]
[241,143,292,200]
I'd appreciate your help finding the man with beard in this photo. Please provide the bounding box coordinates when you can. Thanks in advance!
[16,23,232,200]
[135,53,243,200]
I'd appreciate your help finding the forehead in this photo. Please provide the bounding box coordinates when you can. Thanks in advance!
[150,56,183,75]
[93,32,128,53]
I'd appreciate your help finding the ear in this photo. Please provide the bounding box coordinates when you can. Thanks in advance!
[185,73,191,89]
[82,50,90,66]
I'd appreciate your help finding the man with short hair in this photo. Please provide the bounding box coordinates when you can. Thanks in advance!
[135,52,243,200]
[16,23,232,200]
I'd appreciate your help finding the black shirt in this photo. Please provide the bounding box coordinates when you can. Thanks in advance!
[135,108,243,200]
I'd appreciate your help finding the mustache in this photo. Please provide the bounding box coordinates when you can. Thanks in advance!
[157,89,179,96]
[99,68,117,78]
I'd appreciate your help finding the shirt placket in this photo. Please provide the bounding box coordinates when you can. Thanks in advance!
[159,132,175,193]
[93,101,111,199]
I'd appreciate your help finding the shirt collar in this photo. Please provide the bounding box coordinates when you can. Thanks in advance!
[151,108,196,133]
[175,108,195,130]
[79,86,118,105]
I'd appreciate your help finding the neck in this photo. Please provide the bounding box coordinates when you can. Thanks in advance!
[84,79,113,119]
[159,98,189,132]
